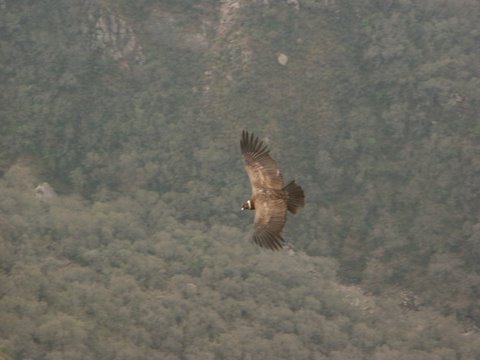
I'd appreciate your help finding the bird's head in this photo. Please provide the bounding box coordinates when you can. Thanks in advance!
[241,199,254,211]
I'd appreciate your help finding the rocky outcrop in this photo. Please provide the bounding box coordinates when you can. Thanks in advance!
[201,0,253,96]
[35,182,57,200]
[217,0,242,37]
[91,9,145,66]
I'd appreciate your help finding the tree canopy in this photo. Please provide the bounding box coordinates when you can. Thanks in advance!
[0,0,479,359]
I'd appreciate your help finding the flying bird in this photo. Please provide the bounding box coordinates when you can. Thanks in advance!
[240,130,305,250]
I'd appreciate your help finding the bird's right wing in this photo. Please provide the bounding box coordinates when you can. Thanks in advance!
[241,130,284,194]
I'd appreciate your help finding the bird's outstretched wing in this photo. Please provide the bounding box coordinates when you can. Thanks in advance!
[240,130,283,193]
[253,193,287,250]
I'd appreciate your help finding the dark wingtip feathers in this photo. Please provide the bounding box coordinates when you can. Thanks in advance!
[241,130,269,157]
[253,232,285,251]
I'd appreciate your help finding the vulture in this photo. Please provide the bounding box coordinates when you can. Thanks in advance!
[240,130,305,250]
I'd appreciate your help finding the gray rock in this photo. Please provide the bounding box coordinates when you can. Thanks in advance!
[278,53,288,66]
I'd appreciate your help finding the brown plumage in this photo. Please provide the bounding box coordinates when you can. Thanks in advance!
[240,130,305,250]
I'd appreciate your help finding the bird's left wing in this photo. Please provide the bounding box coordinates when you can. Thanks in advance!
[252,194,287,250]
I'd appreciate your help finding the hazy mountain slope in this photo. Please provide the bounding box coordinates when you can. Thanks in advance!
[1,0,479,359]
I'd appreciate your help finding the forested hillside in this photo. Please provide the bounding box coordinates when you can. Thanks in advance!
[1,0,479,359]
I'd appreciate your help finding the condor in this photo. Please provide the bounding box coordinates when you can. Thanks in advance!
[240,130,305,250]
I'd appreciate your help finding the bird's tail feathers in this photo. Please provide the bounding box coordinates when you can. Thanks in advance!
[283,180,305,214]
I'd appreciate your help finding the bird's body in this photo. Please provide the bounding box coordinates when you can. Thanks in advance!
[240,130,305,250]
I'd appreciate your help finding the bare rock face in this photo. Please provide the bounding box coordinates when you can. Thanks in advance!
[4,159,57,201]
[87,7,145,66]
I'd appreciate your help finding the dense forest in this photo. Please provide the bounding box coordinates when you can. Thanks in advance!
[1,0,479,359]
